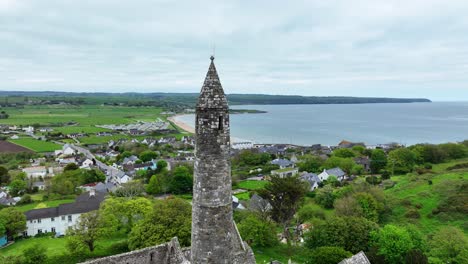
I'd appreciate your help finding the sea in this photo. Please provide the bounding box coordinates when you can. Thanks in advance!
[175,102,468,146]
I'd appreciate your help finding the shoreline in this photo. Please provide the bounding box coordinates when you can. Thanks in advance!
[168,115,195,134]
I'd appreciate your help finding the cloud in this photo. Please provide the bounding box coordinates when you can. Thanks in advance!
[0,0,467,100]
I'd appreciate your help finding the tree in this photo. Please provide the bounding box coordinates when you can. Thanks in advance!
[305,216,378,253]
[67,210,107,252]
[155,160,168,174]
[0,207,26,240]
[333,148,356,158]
[387,148,417,174]
[439,143,467,160]
[370,225,425,264]
[315,185,336,209]
[169,165,193,194]
[9,179,27,196]
[128,197,191,250]
[238,213,278,247]
[22,244,47,264]
[258,175,308,240]
[139,151,158,162]
[146,174,162,195]
[100,197,153,233]
[354,192,379,222]
[370,149,387,174]
[81,169,105,184]
[0,166,9,185]
[305,246,352,264]
[334,196,363,218]
[114,181,145,197]
[429,226,468,263]
[297,155,323,173]
[64,163,79,171]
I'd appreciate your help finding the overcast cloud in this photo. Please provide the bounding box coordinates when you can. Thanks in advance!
[1,0,467,100]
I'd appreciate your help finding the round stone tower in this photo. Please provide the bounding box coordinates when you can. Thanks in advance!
[191,56,234,263]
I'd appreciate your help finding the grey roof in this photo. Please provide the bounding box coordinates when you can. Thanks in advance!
[271,158,293,167]
[24,192,106,220]
[95,182,117,193]
[326,167,346,177]
[32,181,45,187]
[197,56,228,109]
[122,155,139,164]
[338,251,371,264]
[301,173,321,184]
[0,197,16,205]
[249,194,272,212]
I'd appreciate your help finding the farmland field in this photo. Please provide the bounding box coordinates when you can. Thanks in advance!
[1,105,167,127]
[0,140,33,153]
[8,138,61,152]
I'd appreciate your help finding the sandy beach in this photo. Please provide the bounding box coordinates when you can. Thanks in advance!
[168,115,195,133]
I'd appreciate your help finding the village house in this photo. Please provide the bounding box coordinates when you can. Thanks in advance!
[96,131,112,136]
[22,126,34,133]
[39,127,54,133]
[80,159,94,169]
[232,141,254,150]
[10,135,19,140]
[24,190,106,237]
[301,172,321,190]
[122,155,139,165]
[22,166,47,179]
[58,157,77,165]
[318,167,347,182]
[54,144,76,156]
[249,194,272,213]
[270,158,294,169]
[32,181,46,191]
[67,133,86,139]
[354,156,371,173]
[271,167,299,178]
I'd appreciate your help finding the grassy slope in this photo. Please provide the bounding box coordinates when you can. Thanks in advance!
[384,169,467,234]
[237,180,268,190]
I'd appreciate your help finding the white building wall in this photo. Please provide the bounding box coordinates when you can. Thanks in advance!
[26,213,81,236]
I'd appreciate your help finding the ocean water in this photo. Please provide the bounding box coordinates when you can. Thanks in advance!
[176,102,468,146]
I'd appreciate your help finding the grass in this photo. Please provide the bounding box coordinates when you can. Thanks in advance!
[384,169,468,234]
[0,233,128,264]
[15,199,76,212]
[253,244,310,263]
[237,180,268,191]
[235,192,251,200]
[7,138,61,152]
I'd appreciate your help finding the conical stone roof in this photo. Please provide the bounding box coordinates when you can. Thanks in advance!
[197,56,228,109]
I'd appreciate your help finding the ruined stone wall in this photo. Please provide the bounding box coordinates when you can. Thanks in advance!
[80,238,189,264]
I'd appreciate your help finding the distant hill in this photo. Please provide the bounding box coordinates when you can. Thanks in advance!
[0,91,431,106]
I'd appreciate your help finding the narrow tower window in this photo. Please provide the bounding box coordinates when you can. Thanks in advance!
[218,116,223,131]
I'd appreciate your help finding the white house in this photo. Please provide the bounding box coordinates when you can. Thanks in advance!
[271,167,299,178]
[10,135,19,140]
[23,191,106,237]
[23,126,34,133]
[232,141,254,150]
[80,159,94,169]
[22,166,47,179]
[54,144,76,157]
[318,167,347,182]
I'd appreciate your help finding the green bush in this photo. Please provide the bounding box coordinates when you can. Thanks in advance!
[305,246,352,264]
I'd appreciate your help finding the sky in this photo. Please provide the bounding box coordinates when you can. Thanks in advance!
[1,0,468,100]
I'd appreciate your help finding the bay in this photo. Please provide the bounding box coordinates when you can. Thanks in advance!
[175,102,468,146]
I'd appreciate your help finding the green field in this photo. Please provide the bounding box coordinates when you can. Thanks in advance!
[237,180,268,191]
[8,138,61,152]
[1,105,166,126]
